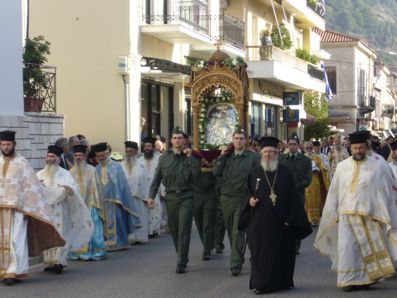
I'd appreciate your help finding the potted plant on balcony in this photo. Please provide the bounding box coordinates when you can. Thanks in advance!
[23,35,51,113]
[271,23,292,50]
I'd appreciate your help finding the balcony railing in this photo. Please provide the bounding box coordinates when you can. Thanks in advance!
[24,63,56,113]
[143,0,210,35]
[308,64,325,81]
[248,45,324,79]
[222,13,245,49]
[306,0,325,18]
[358,95,376,114]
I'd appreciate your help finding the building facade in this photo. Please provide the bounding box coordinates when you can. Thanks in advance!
[28,0,326,150]
[318,30,378,134]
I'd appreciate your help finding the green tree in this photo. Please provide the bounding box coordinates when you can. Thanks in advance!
[303,92,330,140]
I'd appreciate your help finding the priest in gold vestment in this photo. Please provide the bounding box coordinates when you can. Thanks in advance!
[303,141,330,225]
[0,131,65,285]
[315,131,397,292]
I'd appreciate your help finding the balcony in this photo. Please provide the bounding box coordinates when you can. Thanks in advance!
[190,13,245,57]
[281,0,325,30]
[246,45,325,93]
[140,0,212,45]
[358,95,376,114]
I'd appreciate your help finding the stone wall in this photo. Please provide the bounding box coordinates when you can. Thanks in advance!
[0,113,65,170]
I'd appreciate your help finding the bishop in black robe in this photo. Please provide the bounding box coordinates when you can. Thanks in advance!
[239,137,312,294]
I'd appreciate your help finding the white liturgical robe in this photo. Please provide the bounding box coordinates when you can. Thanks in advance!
[37,166,93,266]
[315,155,397,287]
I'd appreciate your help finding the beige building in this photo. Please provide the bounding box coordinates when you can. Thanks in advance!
[373,62,397,135]
[245,0,326,140]
[318,30,378,134]
[29,0,326,150]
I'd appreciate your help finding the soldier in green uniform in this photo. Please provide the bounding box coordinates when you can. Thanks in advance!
[192,151,217,261]
[213,196,226,254]
[148,127,200,274]
[279,134,312,254]
[213,128,260,276]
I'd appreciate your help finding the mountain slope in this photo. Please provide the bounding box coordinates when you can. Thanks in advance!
[325,0,397,66]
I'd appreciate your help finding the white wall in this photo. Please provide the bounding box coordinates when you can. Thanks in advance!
[0,0,24,115]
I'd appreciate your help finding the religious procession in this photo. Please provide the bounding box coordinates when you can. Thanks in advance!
[2,124,397,295]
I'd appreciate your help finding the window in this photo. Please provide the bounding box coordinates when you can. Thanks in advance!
[326,66,337,95]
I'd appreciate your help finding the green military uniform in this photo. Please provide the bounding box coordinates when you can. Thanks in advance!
[279,152,312,203]
[279,150,312,253]
[213,197,226,253]
[213,149,260,272]
[192,164,217,260]
[149,145,200,271]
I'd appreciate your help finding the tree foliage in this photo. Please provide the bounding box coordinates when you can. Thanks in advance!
[304,92,330,140]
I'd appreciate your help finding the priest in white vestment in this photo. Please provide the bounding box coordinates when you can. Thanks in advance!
[130,137,163,242]
[327,136,349,178]
[0,131,65,285]
[37,145,93,273]
[315,131,397,292]
[69,144,107,260]
[121,141,141,179]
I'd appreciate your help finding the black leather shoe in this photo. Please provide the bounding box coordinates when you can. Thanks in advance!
[175,265,186,274]
[3,278,16,286]
[231,268,240,276]
[44,266,55,272]
[342,286,354,292]
[54,264,64,274]
[202,253,210,261]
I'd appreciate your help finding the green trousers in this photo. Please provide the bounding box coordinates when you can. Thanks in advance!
[165,194,194,266]
[220,195,245,270]
[214,198,225,251]
[193,194,216,255]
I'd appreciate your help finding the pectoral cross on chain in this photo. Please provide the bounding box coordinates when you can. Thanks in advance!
[269,190,277,206]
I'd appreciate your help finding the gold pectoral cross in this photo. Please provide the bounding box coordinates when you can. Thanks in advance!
[270,190,277,206]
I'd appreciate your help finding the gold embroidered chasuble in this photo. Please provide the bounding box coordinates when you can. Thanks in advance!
[70,163,105,219]
[305,154,330,224]
[0,154,65,278]
[315,156,397,287]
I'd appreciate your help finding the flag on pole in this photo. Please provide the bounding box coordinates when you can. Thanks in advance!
[321,62,333,101]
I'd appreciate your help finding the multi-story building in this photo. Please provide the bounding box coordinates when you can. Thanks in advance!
[245,0,326,139]
[373,62,396,135]
[29,0,326,150]
[318,29,377,133]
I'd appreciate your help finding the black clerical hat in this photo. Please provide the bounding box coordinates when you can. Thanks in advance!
[94,142,108,153]
[390,139,397,151]
[259,137,279,149]
[0,130,16,142]
[73,144,87,154]
[143,137,156,146]
[349,130,370,144]
[124,141,138,149]
[48,145,62,157]
[313,141,320,147]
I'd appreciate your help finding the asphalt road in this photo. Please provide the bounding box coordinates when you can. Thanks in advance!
[2,227,397,298]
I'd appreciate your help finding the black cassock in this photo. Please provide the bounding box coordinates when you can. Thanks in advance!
[239,164,312,293]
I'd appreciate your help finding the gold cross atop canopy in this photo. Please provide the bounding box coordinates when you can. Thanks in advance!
[214,39,223,51]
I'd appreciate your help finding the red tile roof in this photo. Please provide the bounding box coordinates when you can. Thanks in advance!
[312,28,360,43]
